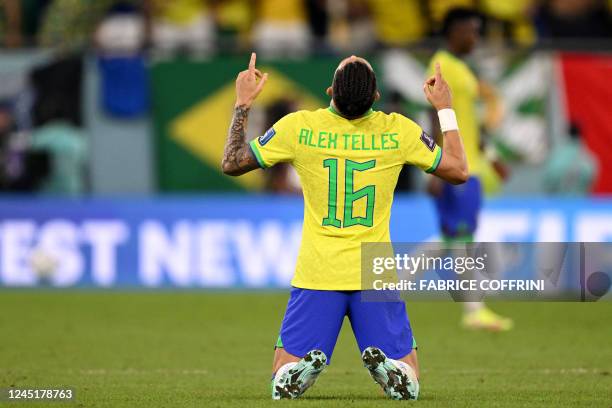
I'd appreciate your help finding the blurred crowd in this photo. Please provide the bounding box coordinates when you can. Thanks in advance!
[1,0,611,55]
[0,0,608,196]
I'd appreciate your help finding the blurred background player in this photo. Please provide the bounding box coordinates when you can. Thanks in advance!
[427,7,513,331]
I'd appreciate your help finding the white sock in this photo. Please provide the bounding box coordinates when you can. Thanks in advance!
[464,301,485,313]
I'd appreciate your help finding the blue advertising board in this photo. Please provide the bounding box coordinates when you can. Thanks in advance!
[0,195,611,288]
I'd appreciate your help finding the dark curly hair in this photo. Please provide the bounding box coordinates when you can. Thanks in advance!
[442,7,482,37]
[332,61,377,119]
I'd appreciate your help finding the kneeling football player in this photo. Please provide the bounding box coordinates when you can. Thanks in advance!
[222,53,468,400]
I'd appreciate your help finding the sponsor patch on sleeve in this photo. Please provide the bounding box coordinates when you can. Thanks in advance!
[420,131,436,152]
[258,127,276,146]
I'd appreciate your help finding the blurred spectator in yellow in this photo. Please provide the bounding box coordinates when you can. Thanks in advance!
[144,0,216,58]
[252,0,310,58]
[535,0,612,39]
[214,0,252,50]
[352,0,428,47]
[479,0,536,45]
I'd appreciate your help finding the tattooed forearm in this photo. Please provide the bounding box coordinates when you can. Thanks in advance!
[221,104,260,176]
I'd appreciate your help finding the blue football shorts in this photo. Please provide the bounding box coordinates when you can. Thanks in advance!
[434,176,482,239]
[275,288,415,364]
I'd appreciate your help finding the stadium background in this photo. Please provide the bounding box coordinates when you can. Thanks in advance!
[0,1,611,407]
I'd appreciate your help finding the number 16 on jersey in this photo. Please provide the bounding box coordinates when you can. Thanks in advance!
[322,158,376,228]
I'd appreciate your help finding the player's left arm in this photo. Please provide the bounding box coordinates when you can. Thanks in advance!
[221,52,269,176]
[422,63,469,184]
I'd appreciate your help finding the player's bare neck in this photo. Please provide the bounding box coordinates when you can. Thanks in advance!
[330,100,366,120]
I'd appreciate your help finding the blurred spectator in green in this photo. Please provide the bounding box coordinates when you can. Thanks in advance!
[30,104,87,195]
[28,56,87,195]
[252,0,310,58]
[535,0,612,39]
[542,124,597,195]
[144,0,216,58]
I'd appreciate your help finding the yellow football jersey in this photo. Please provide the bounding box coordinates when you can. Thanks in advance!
[250,106,441,290]
[428,50,481,175]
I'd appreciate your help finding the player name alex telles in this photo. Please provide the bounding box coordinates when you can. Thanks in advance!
[298,128,401,151]
[371,279,546,292]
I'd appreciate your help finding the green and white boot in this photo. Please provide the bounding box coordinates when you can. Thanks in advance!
[271,350,327,400]
[362,346,419,400]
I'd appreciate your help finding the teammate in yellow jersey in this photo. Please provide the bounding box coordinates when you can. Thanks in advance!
[222,52,468,400]
[427,8,513,332]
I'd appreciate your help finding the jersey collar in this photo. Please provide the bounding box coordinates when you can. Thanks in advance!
[328,104,374,120]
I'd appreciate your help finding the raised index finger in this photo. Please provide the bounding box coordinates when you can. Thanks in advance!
[249,52,256,72]
[435,62,442,81]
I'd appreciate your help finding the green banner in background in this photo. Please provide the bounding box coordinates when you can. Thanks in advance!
[151,57,345,192]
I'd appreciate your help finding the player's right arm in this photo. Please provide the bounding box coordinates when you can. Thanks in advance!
[221,52,269,176]
[423,63,469,185]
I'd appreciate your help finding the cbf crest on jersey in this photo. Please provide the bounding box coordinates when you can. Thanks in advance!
[259,127,276,146]
[420,131,436,152]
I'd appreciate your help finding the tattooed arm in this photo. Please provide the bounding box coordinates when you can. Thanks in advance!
[221,52,269,177]
[221,105,260,176]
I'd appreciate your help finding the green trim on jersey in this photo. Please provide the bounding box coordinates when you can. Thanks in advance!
[328,104,374,119]
[425,148,443,173]
[249,139,267,168]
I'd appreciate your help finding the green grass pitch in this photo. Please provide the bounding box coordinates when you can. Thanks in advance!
[1,292,611,407]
